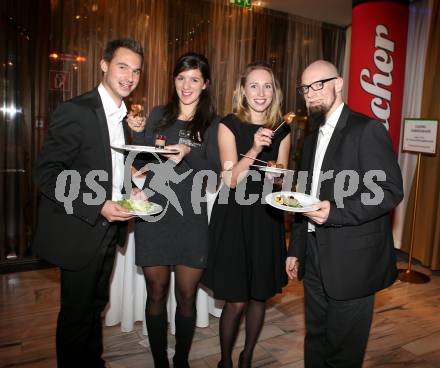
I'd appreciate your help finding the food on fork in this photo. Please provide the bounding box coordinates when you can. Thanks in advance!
[130,104,144,117]
[267,160,284,169]
[127,104,146,135]
[272,111,296,134]
[283,111,296,125]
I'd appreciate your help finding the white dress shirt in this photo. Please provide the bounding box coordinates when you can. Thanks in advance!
[98,83,127,201]
[308,103,344,232]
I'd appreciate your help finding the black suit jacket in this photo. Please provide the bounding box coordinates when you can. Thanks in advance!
[288,105,403,300]
[32,89,128,271]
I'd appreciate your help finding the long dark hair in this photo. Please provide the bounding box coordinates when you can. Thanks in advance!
[156,53,215,143]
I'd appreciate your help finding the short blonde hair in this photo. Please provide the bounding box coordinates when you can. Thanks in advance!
[233,62,283,128]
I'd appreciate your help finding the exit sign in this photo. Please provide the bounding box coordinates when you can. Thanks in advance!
[230,0,252,8]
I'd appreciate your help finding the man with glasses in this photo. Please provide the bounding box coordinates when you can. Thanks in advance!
[286,60,403,367]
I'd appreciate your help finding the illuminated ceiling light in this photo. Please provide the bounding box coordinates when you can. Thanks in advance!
[75,15,81,19]
[8,61,13,66]
[49,53,86,62]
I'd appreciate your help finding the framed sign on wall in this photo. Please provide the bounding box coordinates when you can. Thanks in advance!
[402,118,438,155]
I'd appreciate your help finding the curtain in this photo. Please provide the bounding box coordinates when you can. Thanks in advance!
[208,1,254,115]
[253,8,288,97]
[0,0,50,260]
[401,0,440,270]
[283,15,323,118]
[393,0,432,249]
[145,1,169,110]
[341,26,351,102]
[49,0,346,117]
[322,23,346,74]
[49,0,167,113]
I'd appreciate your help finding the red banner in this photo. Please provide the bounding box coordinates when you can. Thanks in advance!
[348,1,409,153]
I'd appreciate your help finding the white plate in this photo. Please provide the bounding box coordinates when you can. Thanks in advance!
[265,191,319,213]
[111,144,179,154]
[250,164,294,174]
[120,202,163,217]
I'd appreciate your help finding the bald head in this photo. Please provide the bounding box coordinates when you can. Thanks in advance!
[303,60,339,79]
[300,60,344,120]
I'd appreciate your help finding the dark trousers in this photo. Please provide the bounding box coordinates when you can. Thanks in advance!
[303,233,374,368]
[56,225,119,368]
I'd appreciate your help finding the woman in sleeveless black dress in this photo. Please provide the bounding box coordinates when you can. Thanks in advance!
[129,53,219,368]
[202,62,291,367]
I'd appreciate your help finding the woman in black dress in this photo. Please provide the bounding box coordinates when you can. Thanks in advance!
[202,62,291,367]
[130,53,220,368]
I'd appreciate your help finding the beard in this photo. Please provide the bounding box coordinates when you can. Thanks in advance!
[307,105,327,131]
[306,90,336,131]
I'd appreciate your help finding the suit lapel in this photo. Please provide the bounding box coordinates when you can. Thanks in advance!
[305,131,319,194]
[92,90,113,195]
[308,132,319,173]
[298,131,319,194]
[320,105,350,173]
[122,119,130,144]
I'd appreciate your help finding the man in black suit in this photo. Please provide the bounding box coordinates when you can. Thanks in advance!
[286,60,403,367]
[33,38,143,367]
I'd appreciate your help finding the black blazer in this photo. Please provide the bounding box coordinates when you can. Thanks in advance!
[288,105,403,300]
[32,89,128,271]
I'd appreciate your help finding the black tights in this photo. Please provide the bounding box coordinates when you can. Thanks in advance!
[143,265,204,317]
[219,299,266,367]
[143,265,204,367]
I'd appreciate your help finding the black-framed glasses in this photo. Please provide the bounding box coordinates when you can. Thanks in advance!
[297,77,338,95]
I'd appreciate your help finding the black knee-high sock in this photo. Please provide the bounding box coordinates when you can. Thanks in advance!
[145,310,170,368]
[173,310,196,367]
[172,265,204,367]
[142,266,171,367]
